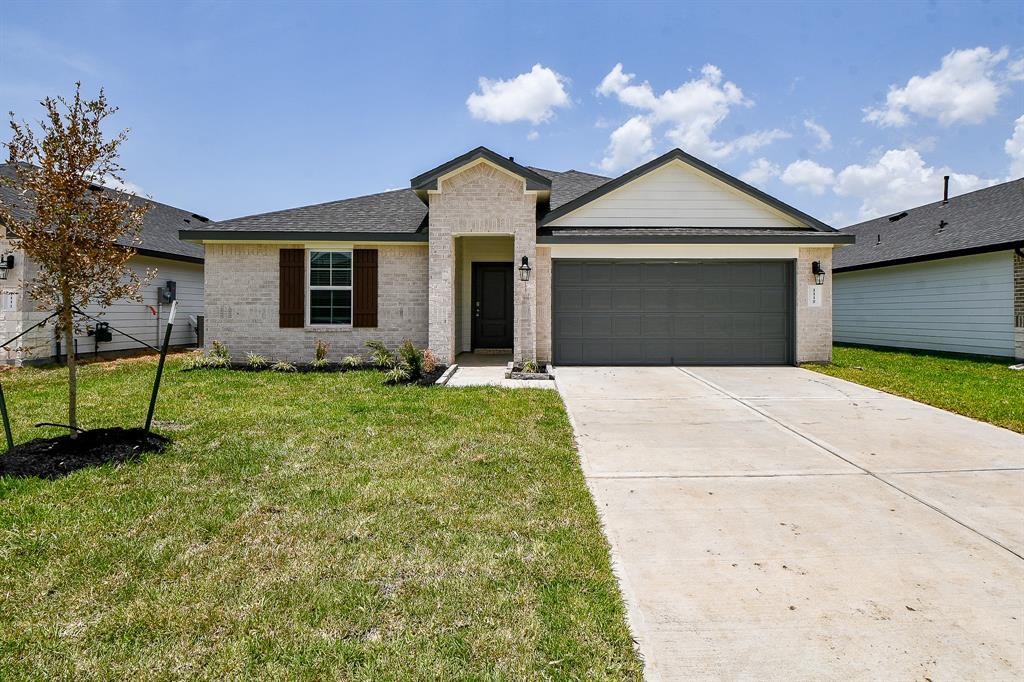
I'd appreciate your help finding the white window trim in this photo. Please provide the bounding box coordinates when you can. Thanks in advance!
[306,248,353,328]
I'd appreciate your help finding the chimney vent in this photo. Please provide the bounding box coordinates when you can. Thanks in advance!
[943,175,950,204]
[508,156,514,162]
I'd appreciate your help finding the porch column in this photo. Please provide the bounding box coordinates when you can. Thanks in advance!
[428,227,456,364]
[513,231,537,364]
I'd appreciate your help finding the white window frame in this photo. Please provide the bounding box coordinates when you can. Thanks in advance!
[306,249,353,327]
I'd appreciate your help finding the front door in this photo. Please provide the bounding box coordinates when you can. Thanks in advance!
[472,262,513,350]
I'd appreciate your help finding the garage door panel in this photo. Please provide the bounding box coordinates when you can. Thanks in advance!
[553,259,793,365]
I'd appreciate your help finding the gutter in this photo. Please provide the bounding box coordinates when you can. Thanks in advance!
[537,233,856,245]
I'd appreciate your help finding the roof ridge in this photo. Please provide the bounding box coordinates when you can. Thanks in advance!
[842,177,1024,230]
[212,187,415,226]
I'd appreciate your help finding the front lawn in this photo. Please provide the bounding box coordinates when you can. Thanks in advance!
[0,357,641,680]
[805,345,1024,433]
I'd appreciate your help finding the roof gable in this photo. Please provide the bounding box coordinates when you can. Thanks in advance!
[542,148,833,231]
[410,146,552,194]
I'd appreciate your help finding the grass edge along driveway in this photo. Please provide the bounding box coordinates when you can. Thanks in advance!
[0,356,642,680]
[804,344,1024,434]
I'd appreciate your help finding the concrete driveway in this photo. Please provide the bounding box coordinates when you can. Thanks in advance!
[556,366,1024,681]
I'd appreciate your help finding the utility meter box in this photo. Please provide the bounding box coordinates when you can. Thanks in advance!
[94,322,112,343]
[157,281,177,304]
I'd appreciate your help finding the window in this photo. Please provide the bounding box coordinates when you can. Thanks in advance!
[308,251,352,325]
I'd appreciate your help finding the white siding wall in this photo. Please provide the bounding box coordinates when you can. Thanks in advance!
[834,251,1015,357]
[547,161,803,228]
[0,251,203,363]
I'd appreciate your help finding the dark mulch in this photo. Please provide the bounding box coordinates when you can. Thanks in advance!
[0,427,170,480]
[191,361,449,385]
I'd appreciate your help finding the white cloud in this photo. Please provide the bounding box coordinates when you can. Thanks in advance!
[739,158,780,187]
[466,64,570,124]
[780,159,835,195]
[803,119,832,150]
[596,62,788,171]
[599,116,654,173]
[835,148,995,219]
[526,130,539,141]
[1006,115,1024,178]
[864,47,1014,127]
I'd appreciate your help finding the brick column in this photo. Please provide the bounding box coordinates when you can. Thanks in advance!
[428,227,456,364]
[796,247,833,364]
[535,247,552,364]
[514,231,537,365]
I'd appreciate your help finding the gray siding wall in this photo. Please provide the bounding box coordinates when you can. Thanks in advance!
[834,251,1015,357]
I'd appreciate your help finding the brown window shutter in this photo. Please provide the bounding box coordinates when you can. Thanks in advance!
[279,248,305,328]
[353,249,378,328]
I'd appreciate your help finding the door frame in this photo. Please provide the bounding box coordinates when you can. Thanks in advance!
[471,261,514,350]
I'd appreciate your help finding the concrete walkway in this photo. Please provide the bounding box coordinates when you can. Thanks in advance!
[445,352,556,389]
[556,366,1024,681]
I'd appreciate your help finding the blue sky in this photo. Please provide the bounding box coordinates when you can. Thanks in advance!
[2,0,1022,226]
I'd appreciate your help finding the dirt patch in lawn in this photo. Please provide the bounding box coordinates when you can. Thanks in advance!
[0,427,170,479]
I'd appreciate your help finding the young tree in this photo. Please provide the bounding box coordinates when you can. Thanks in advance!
[1,83,150,432]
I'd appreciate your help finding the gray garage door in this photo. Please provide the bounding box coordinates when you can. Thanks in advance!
[552,260,793,365]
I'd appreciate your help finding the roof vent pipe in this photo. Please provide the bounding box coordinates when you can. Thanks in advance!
[943,175,949,204]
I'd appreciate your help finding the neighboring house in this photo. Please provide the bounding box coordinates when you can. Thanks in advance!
[0,163,206,364]
[181,147,852,366]
[834,178,1024,361]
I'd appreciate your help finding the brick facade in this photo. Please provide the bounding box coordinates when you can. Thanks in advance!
[204,243,428,362]
[1015,249,1023,360]
[427,161,538,364]
[795,246,833,363]
[535,246,552,364]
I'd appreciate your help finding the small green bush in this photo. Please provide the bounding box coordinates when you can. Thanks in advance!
[313,338,329,363]
[271,360,297,373]
[522,360,538,373]
[383,364,410,385]
[365,340,395,369]
[246,352,268,369]
[180,351,207,370]
[398,340,424,378]
[210,340,231,363]
[310,357,330,369]
[341,355,363,369]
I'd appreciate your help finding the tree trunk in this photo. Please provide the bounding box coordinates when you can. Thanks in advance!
[60,299,77,434]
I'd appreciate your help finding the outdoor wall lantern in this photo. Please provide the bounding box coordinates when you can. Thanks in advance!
[812,260,826,285]
[518,256,532,282]
[0,254,13,280]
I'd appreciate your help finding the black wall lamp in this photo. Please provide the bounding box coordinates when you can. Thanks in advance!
[0,253,14,280]
[518,256,532,282]
[812,260,826,285]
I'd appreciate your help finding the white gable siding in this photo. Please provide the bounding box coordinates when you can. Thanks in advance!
[547,161,804,228]
[834,251,1015,357]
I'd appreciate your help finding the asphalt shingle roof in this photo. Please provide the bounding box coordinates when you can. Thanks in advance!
[201,188,428,234]
[529,167,612,211]
[0,163,204,261]
[835,178,1024,270]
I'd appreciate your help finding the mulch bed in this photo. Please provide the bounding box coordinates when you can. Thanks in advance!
[0,427,170,480]
[191,362,449,386]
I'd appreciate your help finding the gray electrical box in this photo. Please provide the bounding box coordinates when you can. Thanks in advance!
[157,280,176,304]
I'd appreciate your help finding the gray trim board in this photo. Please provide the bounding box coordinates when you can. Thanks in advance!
[539,148,835,231]
[834,240,1024,273]
[179,229,429,243]
[538,232,854,245]
[410,146,552,192]
[134,247,204,264]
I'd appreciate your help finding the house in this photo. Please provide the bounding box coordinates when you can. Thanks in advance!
[834,178,1024,360]
[181,147,852,366]
[0,163,205,364]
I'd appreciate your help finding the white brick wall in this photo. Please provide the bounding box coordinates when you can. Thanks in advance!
[204,243,428,362]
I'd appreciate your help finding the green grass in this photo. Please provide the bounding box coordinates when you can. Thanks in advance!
[805,345,1024,433]
[0,356,641,680]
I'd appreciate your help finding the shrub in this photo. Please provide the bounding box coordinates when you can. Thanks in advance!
[364,340,395,369]
[180,351,207,370]
[383,364,410,385]
[422,349,437,375]
[310,357,330,369]
[210,340,231,363]
[341,355,363,370]
[398,340,424,378]
[246,352,268,369]
[313,338,329,363]
[522,360,538,373]
[271,360,297,372]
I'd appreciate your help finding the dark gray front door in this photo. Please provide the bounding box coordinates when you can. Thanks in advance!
[552,260,793,365]
[472,262,513,349]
